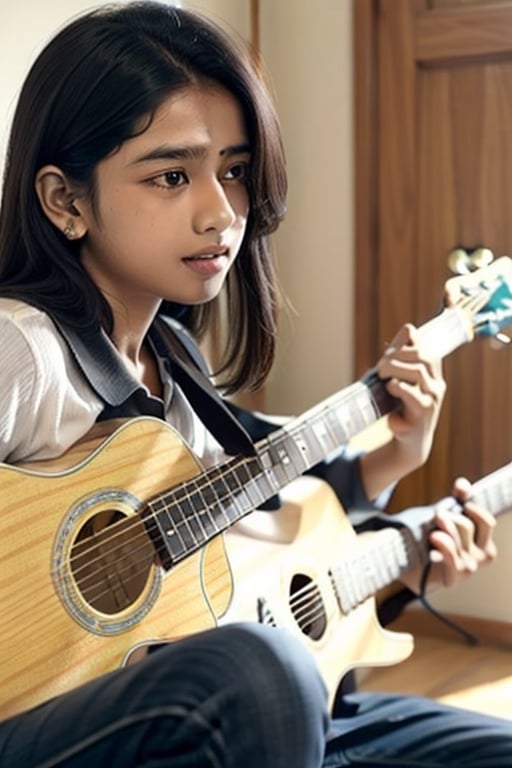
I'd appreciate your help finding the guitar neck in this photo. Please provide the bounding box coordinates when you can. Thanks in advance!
[330,461,512,615]
[145,305,474,570]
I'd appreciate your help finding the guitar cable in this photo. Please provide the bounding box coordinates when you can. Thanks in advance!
[418,562,480,646]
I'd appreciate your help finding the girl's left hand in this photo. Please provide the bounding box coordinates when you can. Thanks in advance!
[400,477,498,594]
[377,323,446,475]
[426,476,498,588]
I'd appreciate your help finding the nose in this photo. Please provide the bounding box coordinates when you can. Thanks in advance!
[192,178,236,234]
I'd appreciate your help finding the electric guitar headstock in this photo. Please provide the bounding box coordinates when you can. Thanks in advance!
[417,255,512,359]
[443,255,512,343]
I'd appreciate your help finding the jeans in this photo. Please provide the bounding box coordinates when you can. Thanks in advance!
[2,624,511,767]
[0,624,328,767]
[326,691,512,767]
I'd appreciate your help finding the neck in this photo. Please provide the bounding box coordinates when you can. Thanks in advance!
[110,310,162,398]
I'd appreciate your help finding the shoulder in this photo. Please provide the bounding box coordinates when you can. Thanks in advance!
[0,298,74,379]
[0,296,64,338]
[0,298,102,463]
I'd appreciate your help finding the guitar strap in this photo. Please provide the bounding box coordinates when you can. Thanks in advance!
[156,317,257,458]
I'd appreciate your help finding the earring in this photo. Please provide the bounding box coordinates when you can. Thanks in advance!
[63,221,76,239]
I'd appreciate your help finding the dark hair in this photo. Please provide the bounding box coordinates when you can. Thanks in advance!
[0,1,287,393]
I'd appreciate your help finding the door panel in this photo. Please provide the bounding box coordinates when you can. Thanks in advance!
[355,0,512,511]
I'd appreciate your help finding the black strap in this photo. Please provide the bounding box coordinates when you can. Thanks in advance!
[157,318,256,457]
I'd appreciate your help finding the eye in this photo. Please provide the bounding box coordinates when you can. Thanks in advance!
[149,170,188,189]
[224,162,250,182]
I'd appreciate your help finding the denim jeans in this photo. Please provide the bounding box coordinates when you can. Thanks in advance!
[2,624,511,768]
[326,691,512,767]
[0,624,328,767]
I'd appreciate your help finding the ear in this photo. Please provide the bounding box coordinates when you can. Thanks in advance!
[34,165,88,240]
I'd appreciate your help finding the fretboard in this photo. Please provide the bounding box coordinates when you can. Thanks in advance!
[329,461,512,614]
[144,305,474,570]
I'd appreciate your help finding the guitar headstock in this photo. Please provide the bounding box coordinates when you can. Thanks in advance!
[444,256,512,340]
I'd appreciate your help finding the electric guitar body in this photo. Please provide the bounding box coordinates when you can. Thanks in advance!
[224,476,415,709]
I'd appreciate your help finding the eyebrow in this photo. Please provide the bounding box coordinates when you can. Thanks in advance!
[132,142,251,165]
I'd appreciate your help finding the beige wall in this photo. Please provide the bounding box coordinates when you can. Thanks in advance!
[185,0,355,416]
[1,0,510,624]
[259,0,354,416]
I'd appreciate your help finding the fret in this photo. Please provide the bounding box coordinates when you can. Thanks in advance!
[236,457,276,507]
[184,509,205,543]
[362,370,399,421]
[214,460,255,517]
[172,514,196,552]
[330,528,418,615]
[191,475,236,535]
[140,295,492,571]
[147,495,187,567]
[259,437,303,488]
[176,489,215,540]
[206,465,249,525]
[310,416,338,456]
[142,503,176,570]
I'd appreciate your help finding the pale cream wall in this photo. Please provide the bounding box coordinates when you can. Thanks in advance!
[259,0,354,416]
[0,1,136,175]
[183,0,354,417]
[182,0,250,38]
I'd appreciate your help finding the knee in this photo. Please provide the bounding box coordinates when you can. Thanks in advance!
[224,622,327,707]
[154,623,328,764]
[212,623,329,761]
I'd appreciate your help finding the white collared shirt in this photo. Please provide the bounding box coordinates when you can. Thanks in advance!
[0,298,226,467]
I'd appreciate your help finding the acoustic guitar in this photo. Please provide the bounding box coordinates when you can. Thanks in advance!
[224,461,512,710]
[2,258,512,718]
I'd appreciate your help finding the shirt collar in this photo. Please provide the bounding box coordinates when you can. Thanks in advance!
[53,317,170,407]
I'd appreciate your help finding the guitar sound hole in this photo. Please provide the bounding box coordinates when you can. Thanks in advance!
[289,573,326,641]
[69,509,156,614]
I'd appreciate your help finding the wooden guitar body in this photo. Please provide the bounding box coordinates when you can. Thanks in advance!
[0,419,231,718]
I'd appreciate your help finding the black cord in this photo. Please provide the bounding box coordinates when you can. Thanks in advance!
[418,562,480,646]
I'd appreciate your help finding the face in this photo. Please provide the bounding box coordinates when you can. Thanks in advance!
[77,84,251,315]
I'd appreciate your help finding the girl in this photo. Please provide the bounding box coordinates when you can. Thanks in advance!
[0,3,507,766]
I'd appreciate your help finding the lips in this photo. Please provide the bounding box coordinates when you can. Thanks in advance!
[182,252,228,276]
[183,245,229,261]
[183,253,219,261]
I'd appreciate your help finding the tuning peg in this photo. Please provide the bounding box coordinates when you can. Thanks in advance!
[470,248,494,270]
[448,248,471,274]
[448,247,494,275]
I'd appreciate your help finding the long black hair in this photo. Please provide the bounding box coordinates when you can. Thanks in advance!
[0,1,287,393]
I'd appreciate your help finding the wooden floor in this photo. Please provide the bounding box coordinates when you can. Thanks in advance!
[357,608,512,720]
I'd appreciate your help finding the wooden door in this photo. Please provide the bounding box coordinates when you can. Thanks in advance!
[354,0,512,511]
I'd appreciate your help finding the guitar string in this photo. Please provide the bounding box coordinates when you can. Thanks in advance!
[60,300,474,585]
[66,363,403,590]
[254,459,511,631]
[56,381,375,599]
[70,458,512,620]
[5,280,512,656]
[52,363,460,603]
[3,520,408,634]
[53,290,496,605]
[62,309,468,600]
